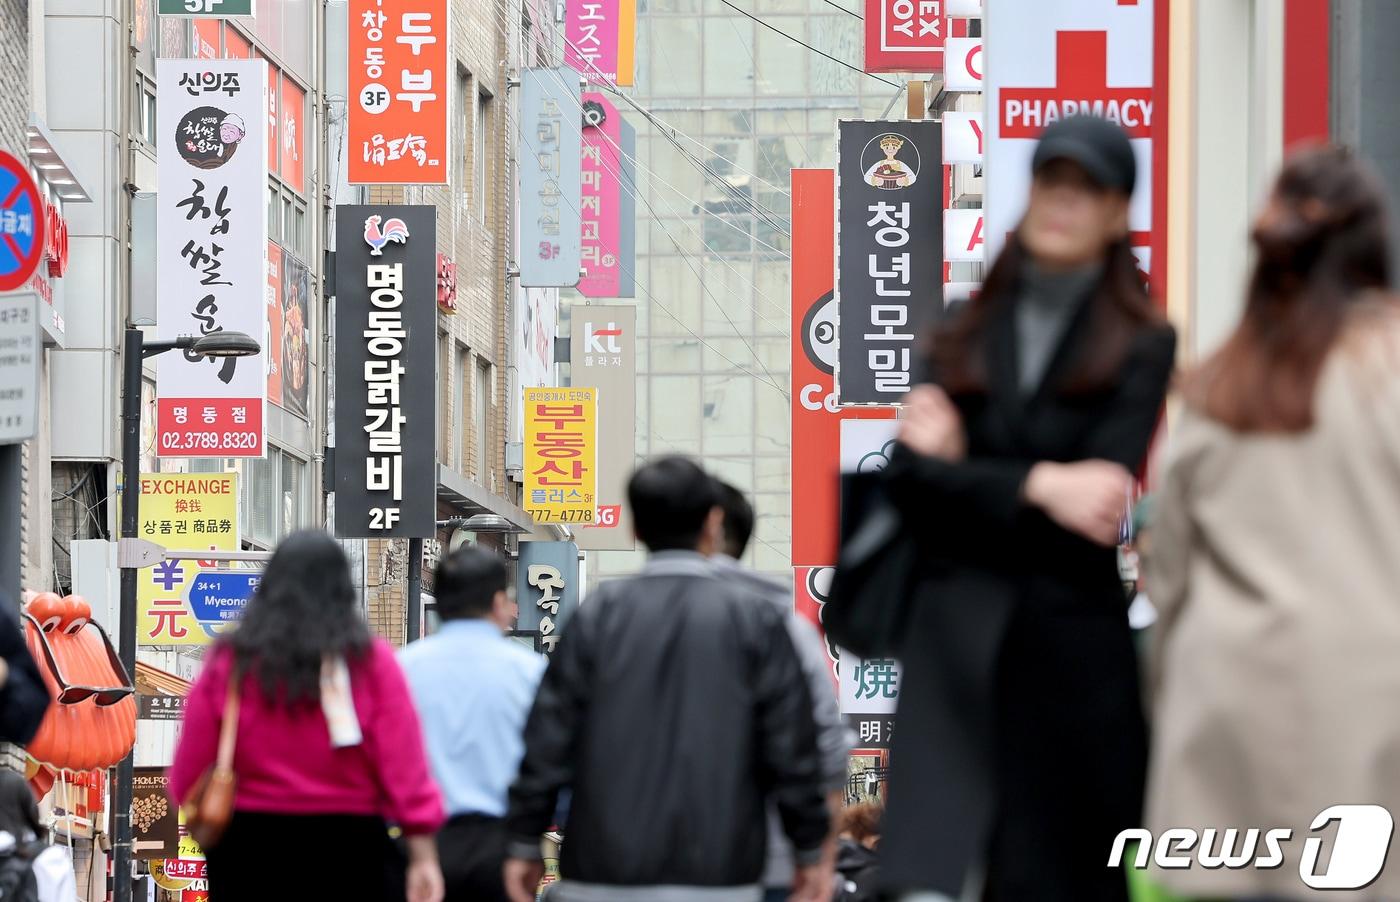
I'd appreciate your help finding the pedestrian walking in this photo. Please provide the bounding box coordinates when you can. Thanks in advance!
[399,546,546,902]
[503,457,831,902]
[0,770,77,902]
[0,592,50,746]
[854,115,1176,901]
[834,803,881,902]
[712,481,849,902]
[169,531,445,902]
[1143,146,1398,901]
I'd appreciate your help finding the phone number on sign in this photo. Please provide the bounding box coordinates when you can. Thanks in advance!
[159,432,261,451]
[530,509,596,524]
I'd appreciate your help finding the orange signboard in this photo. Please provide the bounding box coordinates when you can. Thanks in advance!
[348,0,449,184]
[281,77,306,190]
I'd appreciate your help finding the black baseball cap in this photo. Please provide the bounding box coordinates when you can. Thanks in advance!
[1031,115,1136,195]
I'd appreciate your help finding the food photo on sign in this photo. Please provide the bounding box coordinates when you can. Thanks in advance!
[280,250,310,418]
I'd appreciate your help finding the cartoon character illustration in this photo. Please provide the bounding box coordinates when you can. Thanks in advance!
[217,113,247,157]
[363,215,411,256]
[864,134,917,189]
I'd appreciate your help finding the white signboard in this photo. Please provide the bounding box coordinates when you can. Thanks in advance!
[984,0,1155,262]
[840,418,901,474]
[944,280,980,307]
[944,208,985,262]
[840,648,902,715]
[155,59,269,457]
[0,294,39,444]
[942,111,984,164]
[944,37,982,92]
[947,0,982,15]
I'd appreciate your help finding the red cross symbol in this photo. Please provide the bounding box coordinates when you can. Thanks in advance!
[998,31,1154,140]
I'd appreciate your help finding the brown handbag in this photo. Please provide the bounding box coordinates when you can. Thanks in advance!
[183,670,240,850]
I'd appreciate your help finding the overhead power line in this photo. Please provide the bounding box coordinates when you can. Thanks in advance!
[820,0,862,19]
[717,0,899,88]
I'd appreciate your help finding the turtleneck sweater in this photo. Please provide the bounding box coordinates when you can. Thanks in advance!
[1014,259,1103,395]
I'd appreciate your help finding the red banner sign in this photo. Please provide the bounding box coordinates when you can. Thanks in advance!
[864,0,944,73]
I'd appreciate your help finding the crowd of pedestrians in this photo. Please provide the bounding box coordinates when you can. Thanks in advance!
[160,118,1400,902]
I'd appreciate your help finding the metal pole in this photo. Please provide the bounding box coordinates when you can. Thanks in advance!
[113,326,143,902]
[406,537,422,643]
[0,444,20,608]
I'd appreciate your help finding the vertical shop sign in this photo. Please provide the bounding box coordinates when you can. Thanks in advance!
[515,541,579,653]
[136,473,240,646]
[348,0,449,184]
[155,58,268,457]
[835,121,942,405]
[578,94,622,298]
[571,306,635,551]
[791,169,894,566]
[523,387,598,525]
[863,0,944,74]
[942,111,984,164]
[332,205,437,538]
[265,241,282,406]
[278,249,311,419]
[565,0,636,86]
[519,68,582,288]
[280,77,305,190]
[943,37,981,92]
[943,208,985,262]
[984,0,1155,267]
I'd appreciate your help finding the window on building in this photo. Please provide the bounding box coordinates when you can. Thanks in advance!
[457,346,471,473]
[190,447,309,548]
[474,360,491,480]
[455,68,470,205]
[438,330,452,465]
[474,88,491,222]
[134,76,158,146]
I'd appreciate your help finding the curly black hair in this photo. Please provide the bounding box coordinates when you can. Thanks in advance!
[227,530,371,706]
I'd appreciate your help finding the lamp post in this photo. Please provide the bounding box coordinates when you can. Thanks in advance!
[113,327,260,902]
[406,516,527,642]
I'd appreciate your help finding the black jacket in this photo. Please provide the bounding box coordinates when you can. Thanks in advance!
[877,294,1176,901]
[505,552,829,887]
[0,596,48,745]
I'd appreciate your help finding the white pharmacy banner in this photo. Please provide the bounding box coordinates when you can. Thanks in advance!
[984,0,1155,263]
[944,37,982,92]
[944,208,985,263]
[155,58,269,457]
[942,111,984,164]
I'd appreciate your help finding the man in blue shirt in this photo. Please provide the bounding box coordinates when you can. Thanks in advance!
[400,546,546,902]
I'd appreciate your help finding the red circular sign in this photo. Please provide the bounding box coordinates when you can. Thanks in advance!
[0,151,45,292]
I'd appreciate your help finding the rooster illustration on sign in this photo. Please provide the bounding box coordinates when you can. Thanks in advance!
[363,215,410,256]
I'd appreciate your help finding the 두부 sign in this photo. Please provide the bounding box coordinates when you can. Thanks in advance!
[155,59,268,457]
[333,205,437,538]
[348,0,449,184]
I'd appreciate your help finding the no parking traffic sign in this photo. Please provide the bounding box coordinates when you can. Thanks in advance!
[0,151,44,292]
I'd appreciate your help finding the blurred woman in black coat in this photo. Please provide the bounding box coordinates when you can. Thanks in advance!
[877,116,1176,902]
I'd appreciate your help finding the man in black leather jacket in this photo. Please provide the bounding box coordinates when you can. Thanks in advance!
[504,457,831,902]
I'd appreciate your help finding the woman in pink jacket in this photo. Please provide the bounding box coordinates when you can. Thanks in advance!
[170,531,445,902]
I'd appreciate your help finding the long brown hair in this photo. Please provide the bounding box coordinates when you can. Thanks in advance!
[931,232,1163,397]
[1184,146,1392,432]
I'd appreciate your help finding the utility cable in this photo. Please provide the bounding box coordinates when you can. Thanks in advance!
[717,0,900,88]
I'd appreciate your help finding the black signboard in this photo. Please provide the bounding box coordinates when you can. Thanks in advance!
[138,692,187,721]
[132,768,178,860]
[333,205,437,538]
[835,119,943,405]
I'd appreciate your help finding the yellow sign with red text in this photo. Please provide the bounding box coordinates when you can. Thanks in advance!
[136,473,240,646]
[523,388,598,525]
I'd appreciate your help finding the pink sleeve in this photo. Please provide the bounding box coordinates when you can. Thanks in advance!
[168,646,233,805]
[360,641,444,835]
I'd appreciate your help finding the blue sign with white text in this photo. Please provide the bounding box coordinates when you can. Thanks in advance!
[187,570,259,628]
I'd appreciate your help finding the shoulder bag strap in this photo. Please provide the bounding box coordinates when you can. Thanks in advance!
[214,667,241,772]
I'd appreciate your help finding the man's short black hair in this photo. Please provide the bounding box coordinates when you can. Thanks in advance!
[715,481,754,559]
[434,546,510,620]
[628,456,721,552]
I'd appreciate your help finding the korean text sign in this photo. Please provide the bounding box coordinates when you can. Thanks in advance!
[864,0,944,74]
[565,0,636,86]
[790,169,894,566]
[984,0,1154,267]
[333,205,437,538]
[349,0,449,184]
[155,59,268,458]
[579,94,623,298]
[519,69,582,288]
[570,306,636,550]
[136,473,240,646]
[523,387,598,525]
[515,541,580,654]
[835,120,942,405]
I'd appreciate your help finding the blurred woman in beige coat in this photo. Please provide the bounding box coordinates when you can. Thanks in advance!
[1144,146,1400,900]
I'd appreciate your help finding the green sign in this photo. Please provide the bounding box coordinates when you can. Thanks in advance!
[158,0,254,16]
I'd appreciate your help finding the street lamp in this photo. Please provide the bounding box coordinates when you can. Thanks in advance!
[113,326,260,902]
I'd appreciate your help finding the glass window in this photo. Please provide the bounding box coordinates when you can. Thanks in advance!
[648,257,702,337]
[457,346,470,472]
[703,18,755,97]
[702,374,754,455]
[648,18,702,97]
[267,184,280,242]
[754,261,790,336]
[702,262,755,335]
[809,17,861,96]
[247,452,277,547]
[755,17,808,95]
[651,338,701,373]
[754,455,791,493]
[474,89,490,222]
[280,452,306,538]
[650,375,702,454]
[475,360,491,480]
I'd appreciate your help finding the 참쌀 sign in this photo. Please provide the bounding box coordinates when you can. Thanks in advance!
[155,59,268,458]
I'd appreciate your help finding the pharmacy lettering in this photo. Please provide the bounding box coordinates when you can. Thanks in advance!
[333,205,436,538]
[835,119,943,405]
[156,59,268,458]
